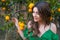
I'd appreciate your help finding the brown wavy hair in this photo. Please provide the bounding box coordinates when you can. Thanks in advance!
[30,2,51,36]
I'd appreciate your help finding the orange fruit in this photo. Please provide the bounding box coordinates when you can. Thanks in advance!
[28,8,32,12]
[1,0,6,2]
[18,22,25,30]
[20,26,24,30]
[28,3,34,9]
[18,22,24,27]
[2,7,6,10]
[5,16,10,21]
[51,10,54,14]
[50,16,53,21]
[57,8,60,12]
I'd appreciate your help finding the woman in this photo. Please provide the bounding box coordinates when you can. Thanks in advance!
[12,2,59,40]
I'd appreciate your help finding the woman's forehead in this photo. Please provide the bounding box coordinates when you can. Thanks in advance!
[33,7,38,12]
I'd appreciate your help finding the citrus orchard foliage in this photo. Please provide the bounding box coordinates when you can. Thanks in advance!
[0,0,60,29]
[0,0,60,40]
[0,0,60,35]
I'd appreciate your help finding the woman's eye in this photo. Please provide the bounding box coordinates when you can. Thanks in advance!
[33,11,38,13]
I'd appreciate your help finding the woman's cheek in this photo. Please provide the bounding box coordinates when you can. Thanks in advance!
[36,14,40,18]
[35,15,40,20]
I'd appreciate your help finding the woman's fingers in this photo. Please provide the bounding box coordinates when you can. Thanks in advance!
[28,21,32,29]
[12,17,18,23]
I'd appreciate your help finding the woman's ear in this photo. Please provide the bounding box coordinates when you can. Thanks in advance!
[27,21,32,29]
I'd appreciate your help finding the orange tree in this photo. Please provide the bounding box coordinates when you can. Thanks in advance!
[0,0,60,40]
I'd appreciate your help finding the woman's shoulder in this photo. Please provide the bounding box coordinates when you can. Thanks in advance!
[50,23,57,34]
[50,23,56,27]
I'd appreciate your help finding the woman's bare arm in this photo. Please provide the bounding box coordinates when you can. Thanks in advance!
[12,18,26,40]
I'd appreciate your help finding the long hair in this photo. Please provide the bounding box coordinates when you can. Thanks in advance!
[30,2,51,36]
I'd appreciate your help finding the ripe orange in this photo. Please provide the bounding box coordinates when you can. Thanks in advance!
[28,8,32,12]
[2,7,6,10]
[51,10,54,14]
[5,15,10,21]
[28,3,34,9]
[58,8,60,12]
[50,16,53,21]
[18,22,25,30]
[1,0,6,2]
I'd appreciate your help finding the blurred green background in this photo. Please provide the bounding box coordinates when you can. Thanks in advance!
[0,0,60,40]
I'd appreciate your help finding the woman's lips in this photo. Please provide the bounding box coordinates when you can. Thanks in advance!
[34,18,38,20]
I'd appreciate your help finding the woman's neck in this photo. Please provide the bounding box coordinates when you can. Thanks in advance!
[38,21,45,27]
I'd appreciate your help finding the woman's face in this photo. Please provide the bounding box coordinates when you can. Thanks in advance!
[32,7,42,22]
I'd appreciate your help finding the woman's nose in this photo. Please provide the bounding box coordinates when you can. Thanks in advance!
[33,13,37,17]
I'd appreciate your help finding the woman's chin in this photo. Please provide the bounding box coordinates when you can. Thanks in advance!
[34,20,38,22]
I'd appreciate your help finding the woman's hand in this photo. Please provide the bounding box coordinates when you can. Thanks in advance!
[12,17,19,30]
[27,21,32,29]
[12,17,27,40]
[12,17,18,24]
